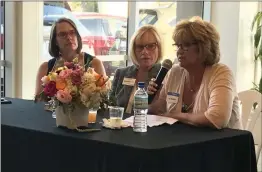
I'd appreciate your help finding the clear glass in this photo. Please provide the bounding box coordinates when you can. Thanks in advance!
[109,106,124,127]
[88,108,98,123]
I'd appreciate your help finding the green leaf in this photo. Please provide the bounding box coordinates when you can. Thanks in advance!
[251,12,262,30]
[254,25,261,48]
[259,77,262,93]
[259,42,262,60]
[256,12,262,29]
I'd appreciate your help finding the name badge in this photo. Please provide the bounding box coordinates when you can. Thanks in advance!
[167,92,179,104]
[122,78,136,86]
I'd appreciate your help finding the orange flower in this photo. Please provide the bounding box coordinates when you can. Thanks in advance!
[92,70,104,87]
[56,78,67,90]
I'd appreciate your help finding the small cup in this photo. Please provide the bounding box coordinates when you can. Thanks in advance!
[88,109,97,123]
[109,106,124,127]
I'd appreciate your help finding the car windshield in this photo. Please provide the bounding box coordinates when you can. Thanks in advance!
[139,9,158,27]
[79,18,111,36]
[43,5,91,36]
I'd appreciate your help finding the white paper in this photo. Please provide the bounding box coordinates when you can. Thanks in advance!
[124,114,178,127]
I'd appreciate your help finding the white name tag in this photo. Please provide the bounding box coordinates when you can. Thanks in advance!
[122,78,136,86]
[167,92,179,104]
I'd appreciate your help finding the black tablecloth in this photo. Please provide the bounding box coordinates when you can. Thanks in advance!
[1,98,258,172]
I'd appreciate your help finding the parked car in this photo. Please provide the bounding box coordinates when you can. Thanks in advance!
[42,5,95,62]
[73,12,127,56]
[44,1,71,11]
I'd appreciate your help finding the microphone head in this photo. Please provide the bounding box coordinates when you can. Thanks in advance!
[162,59,173,70]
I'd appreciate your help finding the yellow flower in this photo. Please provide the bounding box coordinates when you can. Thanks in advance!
[73,57,79,63]
[49,72,57,81]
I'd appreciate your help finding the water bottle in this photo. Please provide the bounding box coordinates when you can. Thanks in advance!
[133,82,148,132]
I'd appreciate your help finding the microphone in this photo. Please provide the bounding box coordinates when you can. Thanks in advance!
[148,59,173,104]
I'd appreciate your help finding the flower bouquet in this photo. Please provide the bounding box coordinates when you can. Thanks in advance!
[36,58,111,131]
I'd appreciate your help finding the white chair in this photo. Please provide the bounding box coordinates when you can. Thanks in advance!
[238,90,262,163]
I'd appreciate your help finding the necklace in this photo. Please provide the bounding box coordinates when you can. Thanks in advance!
[187,75,195,92]
[182,75,196,112]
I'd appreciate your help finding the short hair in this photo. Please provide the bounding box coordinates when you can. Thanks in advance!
[49,17,82,58]
[128,25,163,66]
[172,16,220,66]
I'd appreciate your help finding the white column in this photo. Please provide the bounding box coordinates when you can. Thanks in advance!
[210,2,259,92]
[211,2,240,77]
[15,2,43,99]
[127,1,139,66]
[4,2,16,97]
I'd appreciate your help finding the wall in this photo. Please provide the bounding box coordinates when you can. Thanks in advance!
[210,2,259,92]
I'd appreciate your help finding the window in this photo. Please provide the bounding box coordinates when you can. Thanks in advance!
[42,4,94,63]
[1,1,4,97]
[42,2,128,78]
[139,9,158,26]
[3,2,204,99]
[137,2,177,62]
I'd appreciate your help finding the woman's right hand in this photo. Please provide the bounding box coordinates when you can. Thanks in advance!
[147,78,158,95]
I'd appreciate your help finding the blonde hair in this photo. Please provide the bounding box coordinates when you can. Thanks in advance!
[173,16,220,66]
[129,25,163,66]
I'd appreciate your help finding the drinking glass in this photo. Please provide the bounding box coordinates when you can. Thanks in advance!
[50,97,57,118]
[109,106,124,127]
[88,108,98,123]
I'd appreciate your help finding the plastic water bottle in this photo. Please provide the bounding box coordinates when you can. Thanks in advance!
[133,82,148,132]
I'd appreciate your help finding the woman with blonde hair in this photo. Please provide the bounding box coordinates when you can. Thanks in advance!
[147,16,242,129]
[109,25,163,113]
[35,17,106,98]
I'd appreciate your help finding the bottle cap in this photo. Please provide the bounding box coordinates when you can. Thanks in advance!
[138,82,145,88]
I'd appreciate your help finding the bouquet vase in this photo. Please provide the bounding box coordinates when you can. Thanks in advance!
[55,104,89,130]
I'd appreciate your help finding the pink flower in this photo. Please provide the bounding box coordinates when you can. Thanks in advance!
[41,76,50,85]
[64,62,74,69]
[56,90,72,103]
[44,81,57,97]
[59,69,73,79]
[71,69,83,86]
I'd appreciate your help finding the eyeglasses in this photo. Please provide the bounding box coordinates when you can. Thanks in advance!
[57,30,76,39]
[135,43,158,52]
[172,42,197,52]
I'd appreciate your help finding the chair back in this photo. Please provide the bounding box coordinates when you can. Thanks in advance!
[238,90,261,162]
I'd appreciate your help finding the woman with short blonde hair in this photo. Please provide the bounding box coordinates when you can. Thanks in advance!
[109,25,163,113]
[129,25,163,66]
[147,16,242,129]
[172,16,220,66]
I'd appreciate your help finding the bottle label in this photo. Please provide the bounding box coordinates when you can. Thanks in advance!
[134,97,148,109]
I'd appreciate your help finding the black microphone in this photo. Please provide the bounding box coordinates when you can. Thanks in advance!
[148,59,173,104]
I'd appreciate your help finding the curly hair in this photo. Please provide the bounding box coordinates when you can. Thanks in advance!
[172,16,220,66]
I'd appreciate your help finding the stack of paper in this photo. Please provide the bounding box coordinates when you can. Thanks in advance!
[124,115,178,127]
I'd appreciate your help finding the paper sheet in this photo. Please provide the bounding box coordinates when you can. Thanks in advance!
[124,115,178,127]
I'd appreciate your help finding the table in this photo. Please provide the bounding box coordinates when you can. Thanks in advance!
[1,98,258,172]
